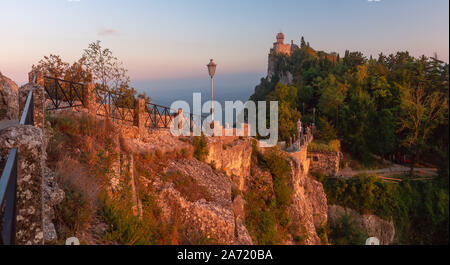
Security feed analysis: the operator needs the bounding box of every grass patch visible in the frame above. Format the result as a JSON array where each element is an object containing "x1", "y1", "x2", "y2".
[{"x1": 308, "y1": 139, "x2": 340, "y2": 153}]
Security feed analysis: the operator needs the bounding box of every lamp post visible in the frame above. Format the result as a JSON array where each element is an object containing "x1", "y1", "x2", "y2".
[{"x1": 207, "y1": 59, "x2": 217, "y2": 122}]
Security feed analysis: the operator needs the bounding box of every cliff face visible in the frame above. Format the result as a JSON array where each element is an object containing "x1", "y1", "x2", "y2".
[
  {"x1": 267, "y1": 55, "x2": 293, "y2": 85},
  {"x1": 204, "y1": 138, "x2": 328, "y2": 244},
  {"x1": 41, "y1": 110, "x2": 328, "y2": 245},
  {"x1": 0, "y1": 71, "x2": 19, "y2": 120},
  {"x1": 150, "y1": 158, "x2": 253, "y2": 244},
  {"x1": 288, "y1": 155, "x2": 328, "y2": 244},
  {"x1": 328, "y1": 205, "x2": 395, "y2": 245},
  {"x1": 205, "y1": 138, "x2": 252, "y2": 191}
]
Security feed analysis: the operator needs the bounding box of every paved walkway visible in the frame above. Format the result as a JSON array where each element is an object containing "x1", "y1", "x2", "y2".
[{"x1": 0, "y1": 119, "x2": 19, "y2": 131}]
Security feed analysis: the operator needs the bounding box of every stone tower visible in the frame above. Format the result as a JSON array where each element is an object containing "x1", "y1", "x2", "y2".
[
  {"x1": 271, "y1": 32, "x2": 291, "y2": 56},
  {"x1": 267, "y1": 33, "x2": 298, "y2": 83}
]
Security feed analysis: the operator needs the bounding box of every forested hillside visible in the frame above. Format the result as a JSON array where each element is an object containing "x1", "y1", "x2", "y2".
[
  {"x1": 250, "y1": 40, "x2": 449, "y2": 244},
  {"x1": 251, "y1": 40, "x2": 448, "y2": 177}
]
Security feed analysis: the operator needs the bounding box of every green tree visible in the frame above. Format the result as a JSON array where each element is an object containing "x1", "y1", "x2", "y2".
[
  {"x1": 317, "y1": 116, "x2": 337, "y2": 142},
  {"x1": 398, "y1": 85, "x2": 448, "y2": 175},
  {"x1": 267, "y1": 83, "x2": 301, "y2": 142}
]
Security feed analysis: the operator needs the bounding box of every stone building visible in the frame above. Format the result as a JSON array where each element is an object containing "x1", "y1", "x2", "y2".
[
  {"x1": 270, "y1": 32, "x2": 292, "y2": 56},
  {"x1": 267, "y1": 32, "x2": 299, "y2": 83},
  {"x1": 307, "y1": 151, "x2": 341, "y2": 177}
]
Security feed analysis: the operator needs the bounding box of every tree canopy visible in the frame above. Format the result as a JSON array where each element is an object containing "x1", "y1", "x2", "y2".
[{"x1": 250, "y1": 40, "x2": 449, "y2": 170}]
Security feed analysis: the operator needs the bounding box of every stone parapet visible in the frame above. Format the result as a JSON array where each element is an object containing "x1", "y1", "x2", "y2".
[{"x1": 0, "y1": 125, "x2": 44, "y2": 245}]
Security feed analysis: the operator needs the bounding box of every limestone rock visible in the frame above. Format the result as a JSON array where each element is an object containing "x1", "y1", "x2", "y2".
[
  {"x1": 0, "y1": 71, "x2": 19, "y2": 120},
  {"x1": 328, "y1": 205, "x2": 395, "y2": 245},
  {"x1": 0, "y1": 125, "x2": 44, "y2": 244},
  {"x1": 205, "y1": 138, "x2": 252, "y2": 191},
  {"x1": 42, "y1": 166, "x2": 65, "y2": 244},
  {"x1": 288, "y1": 158, "x2": 328, "y2": 244},
  {"x1": 152, "y1": 159, "x2": 239, "y2": 244},
  {"x1": 232, "y1": 195, "x2": 252, "y2": 245}
]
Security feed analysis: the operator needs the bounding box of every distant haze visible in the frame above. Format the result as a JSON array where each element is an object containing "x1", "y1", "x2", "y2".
[{"x1": 132, "y1": 72, "x2": 264, "y2": 112}]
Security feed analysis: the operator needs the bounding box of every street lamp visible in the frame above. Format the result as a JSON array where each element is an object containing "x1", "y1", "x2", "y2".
[{"x1": 207, "y1": 59, "x2": 217, "y2": 122}]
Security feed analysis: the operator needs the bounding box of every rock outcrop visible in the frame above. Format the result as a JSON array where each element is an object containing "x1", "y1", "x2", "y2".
[
  {"x1": 205, "y1": 138, "x2": 252, "y2": 191},
  {"x1": 288, "y1": 157, "x2": 328, "y2": 244},
  {"x1": 0, "y1": 71, "x2": 19, "y2": 120},
  {"x1": 148, "y1": 158, "x2": 252, "y2": 244},
  {"x1": 328, "y1": 205, "x2": 395, "y2": 245}
]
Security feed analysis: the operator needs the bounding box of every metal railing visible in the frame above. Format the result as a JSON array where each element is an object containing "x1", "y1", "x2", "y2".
[
  {"x1": 0, "y1": 148, "x2": 18, "y2": 245},
  {"x1": 43, "y1": 76, "x2": 207, "y2": 130},
  {"x1": 44, "y1": 76, "x2": 85, "y2": 111},
  {"x1": 96, "y1": 87, "x2": 135, "y2": 123},
  {"x1": 0, "y1": 81, "x2": 35, "y2": 245},
  {"x1": 144, "y1": 101, "x2": 207, "y2": 131},
  {"x1": 144, "y1": 101, "x2": 174, "y2": 128}
]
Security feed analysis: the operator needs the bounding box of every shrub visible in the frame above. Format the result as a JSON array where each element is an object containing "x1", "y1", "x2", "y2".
[
  {"x1": 54, "y1": 157, "x2": 99, "y2": 242},
  {"x1": 101, "y1": 194, "x2": 160, "y2": 245},
  {"x1": 329, "y1": 213, "x2": 368, "y2": 245},
  {"x1": 55, "y1": 181, "x2": 91, "y2": 241},
  {"x1": 261, "y1": 149, "x2": 293, "y2": 208},
  {"x1": 245, "y1": 147, "x2": 294, "y2": 244},
  {"x1": 193, "y1": 134, "x2": 208, "y2": 161}
]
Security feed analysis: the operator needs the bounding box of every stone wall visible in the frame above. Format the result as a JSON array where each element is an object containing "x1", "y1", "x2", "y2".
[
  {"x1": 0, "y1": 72, "x2": 62, "y2": 245},
  {"x1": 0, "y1": 125, "x2": 44, "y2": 244},
  {"x1": 307, "y1": 151, "x2": 340, "y2": 176}
]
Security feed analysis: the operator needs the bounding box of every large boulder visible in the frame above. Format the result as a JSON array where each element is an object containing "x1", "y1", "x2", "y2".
[{"x1": 0, "y1": 71, "x2": 19, "y2": 120}]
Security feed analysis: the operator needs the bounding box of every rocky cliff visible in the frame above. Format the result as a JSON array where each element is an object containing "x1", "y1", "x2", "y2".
[
  {"x1": 0, "y1": 71, "x2": 19, "y2": 120},
  {"x1": 34, "y1": 109, "x2": 329, "y2": 245},
  {"x1": 123, "y1": 129, "x2": 329, "y2": 244},
  {"x1": 288, "y1": 158, "x2": 328, "y2": 244},
  {"x1": 328, "y1": 205, "x2": 395, "y2": 245},
  {"x1": 202, "y1": 138, "x2": 328, "y2": 244}
]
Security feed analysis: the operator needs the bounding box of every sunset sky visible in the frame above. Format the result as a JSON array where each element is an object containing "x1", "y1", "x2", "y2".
[{"x1": 0, "y1": 0, "x2": 448, "y2": 86}]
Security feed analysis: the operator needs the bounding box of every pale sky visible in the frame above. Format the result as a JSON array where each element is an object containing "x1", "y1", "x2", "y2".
[{"x1": 0, "y1": 0, "x2": 448, "y2": 85}]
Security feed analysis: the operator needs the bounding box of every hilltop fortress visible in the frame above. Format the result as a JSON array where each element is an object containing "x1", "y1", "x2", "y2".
[
  {"x1": 267, "y1": 32, "x2": 300, "y2": 83},
  {"x1": 270, "y1": 32, "x2": 299, "y2": 57}
]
